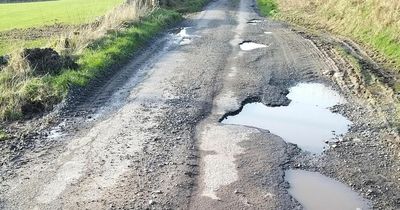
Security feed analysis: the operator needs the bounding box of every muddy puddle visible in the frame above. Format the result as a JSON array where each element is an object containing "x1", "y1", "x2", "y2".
[
  {"x1": 174, "y1": 27, "x2": 200, "y2": 46},
  {"x1": 286, "y1": 170, "x2": 371, "y2": 210},
  {"x1": 239, "y1": 41, "x2": 267, "y2": 51},
  {"x1": 222, "y1": 83, "x2": 351, "y2": 153}
]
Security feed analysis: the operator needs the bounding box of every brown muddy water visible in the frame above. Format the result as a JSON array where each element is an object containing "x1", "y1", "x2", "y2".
[
  {"x1": 286, "y1": 170, "x2": 371, "y2": 210},
  {"x1": 222, "y1": 83, "x2": 352, "y2": 153}
]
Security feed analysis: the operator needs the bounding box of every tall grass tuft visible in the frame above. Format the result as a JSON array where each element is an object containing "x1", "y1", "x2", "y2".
[{"x1": 56, "y1": 0, "x2": 156, "y2": 56}]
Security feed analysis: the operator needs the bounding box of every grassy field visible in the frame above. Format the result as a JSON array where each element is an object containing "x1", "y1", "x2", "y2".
[
  {"x1": 0, "y1": 38, "x2": 49, "y2": 55},
  {"x1": 0, "y1": 0, "x2": 125, "y2": 55},
  {"x1": 0, "y1": 0, "x2": 124, "y2": 31}
]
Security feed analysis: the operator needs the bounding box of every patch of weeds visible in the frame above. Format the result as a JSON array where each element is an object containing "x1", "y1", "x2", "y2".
[
  {"x1": 0, "y1": 130, "x2": 8, "y2": 141},
  {"x1": 256, "y1": 0, "x2": 278, "y2": 16},
  {"x1": 335, "y1": 46, "x2": 377, "y2": 85}
]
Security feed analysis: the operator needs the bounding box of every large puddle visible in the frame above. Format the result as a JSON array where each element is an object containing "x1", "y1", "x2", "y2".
[
  {"x1": 286, "y1": 170, "x2": 371, "y2": 210},
  {"x1": 222, "y1": 83, "x2": 352, "y2": 153}
]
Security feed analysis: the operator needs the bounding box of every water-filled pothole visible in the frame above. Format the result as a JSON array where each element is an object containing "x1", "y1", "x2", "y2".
[
  {"x1": 239, "y1": 41, "x2": 267, "y2": 51},
  {"x1": 247, "y1": 19, "x2": 264, "y2": 25},
  {"x1": 222, "y1": 83, "x2": 352, "y2": 153},
  {"x1": 286, "y1": 170, "x2": 371, "y2": 210},
  {"x1": 174, "y1": 27, "x2": 200, "y2": 46}
]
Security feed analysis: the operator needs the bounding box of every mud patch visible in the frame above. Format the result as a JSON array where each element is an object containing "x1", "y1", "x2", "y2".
[
  {"x1": 0, "y1": 55, "x2": 9, "y2": 68},
  {"x1": 23, "y1": 48, "x2": 78, "y2": 75},
  {"x1": 239, "y1": 41, "x2": 267, "y2": 51},
  {"x1": 222, "y1": 83, "x2": 352, "y2": 153},
  {"x1": 21, "y1": 101, "x2": 45, "y2": 115},
  {"x1": 285, "y1": 170, "x2": 371, "y2": 210},
  {"x1": 0, "y1": 24, "x2": 73, "y2": 40}
]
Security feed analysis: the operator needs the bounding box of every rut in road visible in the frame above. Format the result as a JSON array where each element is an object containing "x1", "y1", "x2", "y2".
[{"x1": 0, "y1": 0, "x2": 381, "y2": 209}]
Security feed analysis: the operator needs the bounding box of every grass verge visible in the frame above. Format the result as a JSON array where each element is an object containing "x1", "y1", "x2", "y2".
[
  {"x1": 256, "y1": 0, "x2": 278, "y2": 16},
  {"x1": 0, "y1": 9, "x2": 181, "y2": 121},
  {"x1": 0, "y1": 129, "x2": 8, "y2": 141},
  {"x1": 266, "y1": 0, "x2": 400, "y2": 72}
]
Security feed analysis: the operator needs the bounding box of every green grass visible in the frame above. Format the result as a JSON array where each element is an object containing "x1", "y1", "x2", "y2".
[
  {"x1": 0, "y1": 38, "x2": 49, "y2": 55},
  {"x1": 0, "y1": 129, "x2": 8, "y2": 141},
  {"x1": 0, "y1": 0, "x2": 124, "y2": 31},
  {"x1": 256, "y1": 0, "x2": 278, "y2": 16}
]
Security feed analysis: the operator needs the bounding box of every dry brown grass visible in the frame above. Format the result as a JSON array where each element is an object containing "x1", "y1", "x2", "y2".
[
  {"x1": 56, "y1": 0, "x2": 156, "y2": 56},
  {"x1": 276, "y1": 0, "x2": 400, "y2": 69},
  {"x1": 274, "y1": 0, "x2": 400, "y2": 127}
]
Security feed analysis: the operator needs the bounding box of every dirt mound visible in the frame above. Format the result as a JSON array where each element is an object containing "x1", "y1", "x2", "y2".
[
  {"x1": 0, "y1": 55, "x2": 8, "y2": 69},
  {"x1": 21, "y1": 100, "x2": 45, "y2": 116},
  {"x1": 22, "y1": 48, "x2": 78, "y2": 76}
]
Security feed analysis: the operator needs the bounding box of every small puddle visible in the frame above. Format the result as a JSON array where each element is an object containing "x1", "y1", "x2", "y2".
[
  {"x1": 174, "y1": 27, "x2": 200, "y2": 46},
  {"x1": 286, "y1": 170, "x2": 371, "y2": 210},
  {"x1": 222, "y1": 83, "x2": 352, "y2": 153},
  {"x1": 247, "y1": 19, "x2": 264, "y2": 25},
  {"x1": 239, "y1": 41, "x2": 267, "y2": 51}
]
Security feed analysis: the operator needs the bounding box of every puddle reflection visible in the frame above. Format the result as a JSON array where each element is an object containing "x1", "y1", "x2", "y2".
[
  {"x1": 222, "y1": 83, "x2": 351, "y2": 153},
  {"x1": 286, "y1": 170, "x2": 371, "y2": 210}
]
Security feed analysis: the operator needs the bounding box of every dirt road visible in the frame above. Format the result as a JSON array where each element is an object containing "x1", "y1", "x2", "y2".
[{"x1": 0, "y1": 0, "x2": 399, "y2": 209}]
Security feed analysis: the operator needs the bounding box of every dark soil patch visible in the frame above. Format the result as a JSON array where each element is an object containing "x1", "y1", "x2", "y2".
[
  {"x1": 21, "y1": 101, "x2": 45, "y2": 115},
  {"x1": 0, "y1": 24, "x2": 73, "y2": 40},
  {"x1": 0, "y1": 55, "x2": 9, "y2": 68},
  {"x1": 23, "y1": 48, "x2": 78, "y2": 75}
]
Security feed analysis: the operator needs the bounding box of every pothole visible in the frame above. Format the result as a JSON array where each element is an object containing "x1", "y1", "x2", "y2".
[
  {"x1": 239, "y1": 41, "x2": 267, "y2": 51},
  {"x1": 286, "y1": 170, "x2": 371, "y2": 210},
  {"x1": 222, "y1": 83, "x2": 352, "y2": 153},
  {"x1": 247, "y1": 19, "x2": 264, "y2": 25}
]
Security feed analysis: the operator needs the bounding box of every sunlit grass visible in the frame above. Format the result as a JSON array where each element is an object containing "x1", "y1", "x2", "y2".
[
  {"x1": 0, "y1": 0, "x2": 124, "y2": 31},
  {"x1": 271, "y1": 0, "x2": 400, "y2": 70}
]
